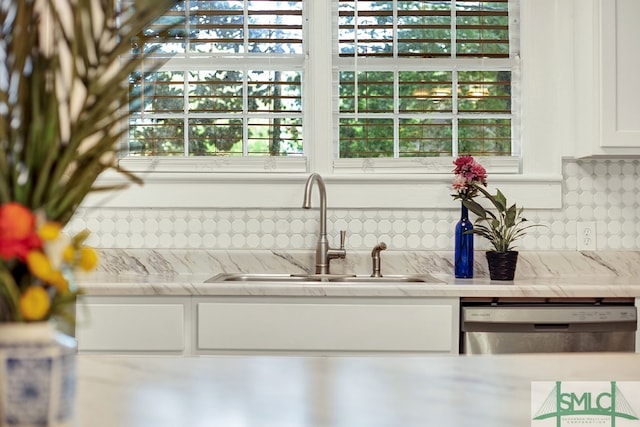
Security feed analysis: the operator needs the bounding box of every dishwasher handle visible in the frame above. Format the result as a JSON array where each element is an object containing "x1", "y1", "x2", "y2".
[{"x1": 534, "y1": 323, "x2": 570, "y2": 331}]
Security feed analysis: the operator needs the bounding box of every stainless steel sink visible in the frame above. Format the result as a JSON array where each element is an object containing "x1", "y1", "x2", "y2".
[
  {"x1": 205, "y1": 273, "x2": 352, "y2": 283},
  {"x1": 205, "y1": 273, "x2": 443, "y2": 284},
  {"x1": 334, "y1": 275, "x2": 435, "y2": 283}
]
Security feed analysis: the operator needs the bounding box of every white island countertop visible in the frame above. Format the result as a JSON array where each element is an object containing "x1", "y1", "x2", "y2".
[{"x1": 77, "y1": 353, "x2": 640, "y2": 427}]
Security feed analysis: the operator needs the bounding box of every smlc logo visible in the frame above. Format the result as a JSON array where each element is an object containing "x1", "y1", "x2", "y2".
[{"x1": 532, "y1": 381, "x2": 640, "y2": 427}]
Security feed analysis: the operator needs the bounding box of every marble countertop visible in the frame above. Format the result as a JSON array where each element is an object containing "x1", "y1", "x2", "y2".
[
  {"x1": 76, "y1": 353, "x2": 640, "y2": 427},
  {"x1": 78, "y1": 249, "x2": 640, "y2": 298}
]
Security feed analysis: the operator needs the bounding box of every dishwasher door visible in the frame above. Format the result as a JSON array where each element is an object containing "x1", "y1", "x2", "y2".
[{"x1": 461, "y1": 305, "x2": 637, "y2": 354}]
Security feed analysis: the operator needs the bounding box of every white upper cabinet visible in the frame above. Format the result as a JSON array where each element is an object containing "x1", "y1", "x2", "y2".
[
  {"x1": 574, "y1": 0, "x2": 640, "y2": 157},
  {"x1": 600, "y1": 0, "x2": 640, "y2": 149}
]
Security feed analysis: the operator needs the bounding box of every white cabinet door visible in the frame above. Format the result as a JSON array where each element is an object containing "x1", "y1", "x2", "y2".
[
  {"x1": 195, "y1": 297, "x2": 459, "y2": 354},
  {"x1": 76, "y1": 296, "x2": 189, "y2": 353},
  {"x1": 600, "y1": 0, "x2": 640, "y2": 150},
  {"x1": 573, "y1": 0, "x2": 640, "y2": 157}
]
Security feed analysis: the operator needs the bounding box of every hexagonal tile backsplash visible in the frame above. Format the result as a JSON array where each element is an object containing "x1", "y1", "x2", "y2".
[{"x1": 67, "y1": 159, "x2": 640, "y2": 251}]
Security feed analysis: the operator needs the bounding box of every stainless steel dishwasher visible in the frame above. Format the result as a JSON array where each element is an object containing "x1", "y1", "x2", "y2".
[{"x1": 460, "y1": 297, "x2": 637, "y2": 354}]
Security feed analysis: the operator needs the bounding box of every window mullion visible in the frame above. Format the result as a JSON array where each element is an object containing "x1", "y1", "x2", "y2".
[
  {"x1": 393, "y1": 1, "x2": 399, "y2": 158},
  {"x1": 451, "y1": 0, "x2": 457, "y2": 58},
  {"x1": 242, "y1": 68, "x2": 248, "y2": 157},
  {"x1": 393, "y1": 0, "x2": 398, "y2": 58},
  {"x1": 354, "y1": 1, "x2": 359, "y2": 115},
  {"x1": 183, "y1": 73, "x2": 189, "y2": 156},
  {"x1": 183, "y1": 0, "x2": 191, "y2": 156},
  {"x1": 452, "y1": 69, "x2": 459, "y2": 156},
  {"x1": 243, "y1": 0, "x2": 249, "y2": 54},
  {"x1": 394, "y1": 69, "x2": 399, "y2": 158}
]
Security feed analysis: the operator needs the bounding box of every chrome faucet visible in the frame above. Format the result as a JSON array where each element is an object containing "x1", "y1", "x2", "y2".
[{"x1": 302, "y1": 173, "x2": 346, "y2": 274}]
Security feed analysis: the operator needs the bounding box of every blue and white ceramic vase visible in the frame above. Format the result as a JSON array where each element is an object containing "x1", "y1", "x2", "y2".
[
  {"x1": 0, "y1": 322, "x2": 77, "y2": 427},
  {"x1": 454, "y1": 204, "x2": 474, "y2": 278}
]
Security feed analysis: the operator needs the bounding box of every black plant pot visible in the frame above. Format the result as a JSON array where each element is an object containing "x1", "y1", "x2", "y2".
[{"x1": 486, "y1": 251, "x2": 518, "y2": 281}]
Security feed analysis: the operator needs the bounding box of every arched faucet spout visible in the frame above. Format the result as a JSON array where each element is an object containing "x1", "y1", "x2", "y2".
[
  {"x1": 301, "y1": 173, "x2": 346, "y2": 274},
  {"x1": 302, "y1": 173, "x2": 327, "y2": 237}
]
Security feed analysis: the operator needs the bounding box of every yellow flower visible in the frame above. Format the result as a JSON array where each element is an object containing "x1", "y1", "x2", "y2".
[
  {"x1": 78, "y1": 246, "x2": 98, "y2": 271},
  {"x1": 20, "y1": 286, "x2": 51, "y2": 321},
  {"x1": 25, "y1": 251, "x2": 68, "y2": 292},
  {"x1": 41, "y1": 226, "x2": 70, "y2": 270},
  {"x1": 38, "y1": 221, "x2": 61, "y2": 241},
  {"x1": 47, "y1": 269, "x2": 69, "y2": 293},
  {"x1": 27, "y1": 251, "x2": 53, "y2": 282},
  {"x1": 62, "y1": 245, "x2": 75, "y2": 264}
]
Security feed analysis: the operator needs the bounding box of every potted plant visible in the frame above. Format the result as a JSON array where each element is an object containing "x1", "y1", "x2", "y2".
[
  {"x1": 462, "y1": 185, "x2": 540, "y2": 280},
  {"x1": 0, "y1": 1, "x2": 178, "y2": 426}
]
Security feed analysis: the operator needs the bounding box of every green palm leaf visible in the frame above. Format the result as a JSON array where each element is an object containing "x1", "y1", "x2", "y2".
[{"x1": 0, "y1": 0, "x2": 180, "y2": 224}]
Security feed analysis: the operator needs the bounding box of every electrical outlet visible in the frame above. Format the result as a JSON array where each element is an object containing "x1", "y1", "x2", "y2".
[{"x1": 577, "y1": 221, "x2": 597, "y2": 251}]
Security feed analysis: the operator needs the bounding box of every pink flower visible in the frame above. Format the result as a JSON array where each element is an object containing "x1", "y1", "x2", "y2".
[
  {"x1": 451, "y1": 155, "x2": 487, "y2": 200},
  {"x1": 452, "y1": 174, "x2": 468, "y2": 191}
]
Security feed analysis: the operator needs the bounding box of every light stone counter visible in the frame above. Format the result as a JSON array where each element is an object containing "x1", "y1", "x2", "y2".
[
  {"x1": 76, "y1": 353, "x2": 640, "y2": 427},
  {"x1": 78, "y1": 249, "x2": 640, "y2": 298}
]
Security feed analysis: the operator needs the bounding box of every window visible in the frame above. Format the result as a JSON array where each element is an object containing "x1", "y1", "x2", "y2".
[
  {"x1": 334, "y1": 0, "x2": 519, "y2": 169},
  {"x1": 129, "y1": 0, "x2": 304, "y2": 158},
  {"x1": 125, "y1": 0, "x2": 519, "y2": 173}
]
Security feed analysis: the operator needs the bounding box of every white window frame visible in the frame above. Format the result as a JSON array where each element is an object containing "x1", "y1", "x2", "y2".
[
  {"x1": 331, "y1": 0, "x2": 521, "y2": 174},
  {"x1": 87, "y1": 0, "x2": 565, "y2": 211}
]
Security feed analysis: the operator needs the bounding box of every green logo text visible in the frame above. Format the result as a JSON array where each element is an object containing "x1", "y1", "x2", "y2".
[{"x1": 533, "y1": 381, "x2": 639, "y2": 427}]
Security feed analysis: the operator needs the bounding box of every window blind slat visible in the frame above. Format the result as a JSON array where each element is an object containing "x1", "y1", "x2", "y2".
[{"x1": 339, "y1": 0, "x2": 509, "y2": 59}]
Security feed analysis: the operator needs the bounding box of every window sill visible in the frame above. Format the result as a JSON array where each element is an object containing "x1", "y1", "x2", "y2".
[
  {"x1": 333, "y1": 156, "x2": 520, "y2": 174},
  {"x1": 119, "y1": 156, "x2": 308, "y2": 173},
  {"x1": 83, "y1": 169, "x2": 562, "y2": 210}
]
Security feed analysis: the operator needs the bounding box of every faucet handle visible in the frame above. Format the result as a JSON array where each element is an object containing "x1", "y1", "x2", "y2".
[
  {"x1": 327, "y1": 230, "x2": 347, "y2": 264},
  {"x1": 338, "y1": 230, "x2": 346, "y2": 249}
]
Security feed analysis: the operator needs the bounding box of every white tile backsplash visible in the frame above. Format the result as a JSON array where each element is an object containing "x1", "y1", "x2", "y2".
[{"x1": 67, "y1": 159, "x2": 640, "y2": 251}]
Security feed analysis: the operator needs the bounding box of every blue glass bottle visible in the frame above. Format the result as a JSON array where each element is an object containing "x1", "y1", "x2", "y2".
[{"x1": 454, "y1": 204, "x2": 474, "y2": 278}]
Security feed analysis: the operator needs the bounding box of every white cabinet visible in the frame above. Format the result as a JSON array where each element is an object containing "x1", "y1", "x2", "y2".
[
  {"x1": 195, "y1": 297, "x2": 460, "y2": 354},
  {"x1": 76, "y1": 296, "x2": 190, "y2": 354},
  {"x1": 575, "y1": 0, "x2": 640, "y2": 157},
  {"x1": 599, "y1": 0, "x2": 640, "y2": 151},
  {"x1": 76, "y1": 295, "x2": 459, "y2": 355}
]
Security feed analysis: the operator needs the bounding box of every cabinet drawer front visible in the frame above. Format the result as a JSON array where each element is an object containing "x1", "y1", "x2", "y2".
[
  {"x1": 77, "y1": 304, "x2": 184, "y2": 352},
  {"x1": 197, "y1": 302, "x2": 455, "y2": 352}
]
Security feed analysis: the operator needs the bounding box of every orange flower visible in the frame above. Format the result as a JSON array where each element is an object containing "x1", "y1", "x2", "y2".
[{"x1": 0, "y1": 202, "x2": 41, "y2": 260}]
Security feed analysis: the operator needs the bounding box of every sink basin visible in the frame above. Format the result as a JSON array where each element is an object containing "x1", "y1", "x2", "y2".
[
  {"x1": 205, "y1": 273, "x2": 354, "y2": 283},
  {"x1": 206, "y1": 273, "x2": 443, "y2": 284},
  {"x1": 334, "y1": 275, "x2": 433, "y2": 283}
]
